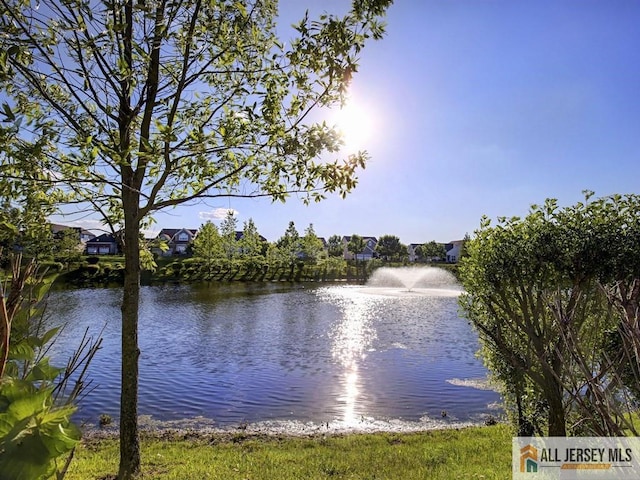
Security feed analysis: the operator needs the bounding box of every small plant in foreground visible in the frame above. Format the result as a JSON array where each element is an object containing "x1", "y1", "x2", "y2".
[
  {"x1": 99, "y1": 414, "x2": 113, "y2": 427},
  {"x1": 0, "y1": 254, "x2": 101, "y2": 480}
]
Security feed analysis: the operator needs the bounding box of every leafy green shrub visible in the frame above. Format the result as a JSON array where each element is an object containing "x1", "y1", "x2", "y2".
[
  {"x1": 39, "y1": 260, "x2": 65, "y2": 272},
  {"x1": 86, "y1": 256, "x2": 100, "y2": 265},
  {"x1": 0, "y1": 255, "x2": 101, "y2": 479},
  {"x1": 83, "y1": 264, "x2": 100, "y2": 275}
]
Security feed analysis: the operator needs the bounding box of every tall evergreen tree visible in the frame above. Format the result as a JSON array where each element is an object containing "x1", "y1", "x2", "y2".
[
  {"x1": 301, "y1": 223, "x2": 323, "y2": 263},
  {"x1": 219, "y1": 211, "x2": 238, "y2": 265},
  {"x1": 240, "y1": 218, "x2": 264, "y2": 267},
  {"x1": 192, "y1": 221, "x2": 223, "y2": 271},
  {"x1": 327, "y1": 234, "x2": 345, "y2": 258},
  {"x1": 277, "y1": 221, "x2": 301, "y2": 271}
]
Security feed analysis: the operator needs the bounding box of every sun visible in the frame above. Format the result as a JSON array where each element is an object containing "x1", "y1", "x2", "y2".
[{"x1": 333, "y1": 99, "x2": 376, "y2": 152}]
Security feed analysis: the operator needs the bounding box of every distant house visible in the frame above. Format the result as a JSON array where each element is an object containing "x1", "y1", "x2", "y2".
[
  {"x1": 233, "y1": 231, "x2": 268, "y2": 256},
  {"x1": 233, "y1": 231, "x2": 267, "y2": 242},
  {"x1": 445, "y1": 240, "x2": 465, "y2": 263},
  {"x1": 234, "y1": 230, "x2": 267, "y2": 244},
  {"x1": 408, "y1": 243, "x2": 422, "y2": 263},
  {"x1": 80, "y1": 229, "x2": 95, "y2": 243},
  {"x1": 85, "y1": 233, "x2": 119, "y2": 255},
  {"x1": 156, "y1": 228, "x2": 198, "y2": 255},
  {"x1": 50, "y1": 223, "x2": 96, "y2": 244},
  {"x1": 341, "y1": 236, "x2": 378, "y2": 261}
]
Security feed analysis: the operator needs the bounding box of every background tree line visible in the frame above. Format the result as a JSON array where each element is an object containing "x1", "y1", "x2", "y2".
[{"x1": 179, "y1": 216, "x2": 459, "y2": 281}]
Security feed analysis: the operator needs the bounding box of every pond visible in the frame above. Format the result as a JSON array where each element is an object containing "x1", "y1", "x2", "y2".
[{"x1": 46, "y1": 268, "x2": 501, "y2": 433}]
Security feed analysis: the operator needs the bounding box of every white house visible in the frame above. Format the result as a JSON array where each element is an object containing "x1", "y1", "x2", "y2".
[
  {"x1": 156, "y1": 228, "x2": 198, "y2": 255},
  {"x1": 342, "y1": 235, "x2": 378, "y2": 261},
  {"x1": 445, "y1": 240, "x2": 465, "y2": 263},
  {"x1": 408, "y1": 243, "x2": 422, "y2": 262}
]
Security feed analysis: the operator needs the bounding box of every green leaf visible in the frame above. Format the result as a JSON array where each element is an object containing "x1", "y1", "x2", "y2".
[
  {"x1": 40, "y1": 327, "x2": 60, "y2": 347},
  {"x1": 2, "y1": 102, "x2": 13, "y2": 118},
  {"x1": 25, "y1": 358, "x2": 62, "y2": 382},
  {"x1": 0, "y1": 428, "x2": 57, "y2": 480},
  {"x1": 8, "y1": 342, "x2": 35, "y2": 362},
  {"x1": 6, "y1": 389, "x2": 49, "y2": 421}
]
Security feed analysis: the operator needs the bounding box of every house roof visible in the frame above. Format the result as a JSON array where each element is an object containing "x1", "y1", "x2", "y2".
[
  {"x1": 86, "y1": 233, "x2": 117, "y2": 244},
  {"x1": 50, "y1": 223, "x2": 75, "y2": 234},
  {"x1": 49, "y1": 223, "x2": 96, "y2": 240},
  {"x1": 234, "y1": 231, "x2": 267, "y2": 242},
  {"x1": 158, "y1": 228, "x2": 197, "y2": 237},
  {"x1": 157, "y1": 228, "x2": 198, "y2": 242},
  {"x1": 341, "y1": 235, "x2": 377, "y2": 242}
]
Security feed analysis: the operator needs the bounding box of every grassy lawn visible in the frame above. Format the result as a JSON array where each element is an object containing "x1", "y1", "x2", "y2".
[{"x1": 65, "y1": 425, "x2": 512, "y2": 479}]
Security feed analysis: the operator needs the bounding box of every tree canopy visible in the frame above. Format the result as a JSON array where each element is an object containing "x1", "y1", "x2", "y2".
[
  {"x1": 347, "y1": 234, "x2": 366, "y2": 261},
  {"x1": 327, "y1": 234, "x2": 344, "y2": 258},
  {"x1": 301, "y1": 223, "x2": 324, "y2": 263},
  {"x1": 375, "y1": 234, "x2": 406, "y2": 261},
  {"x1": 459, "y1": 193, "x2": 640, "y2": 437},
  {"x1": 276, "y1": 220, "x2": 301, "y2": 268},
  {"x1": 0, "y1": 0, "x2": 393, "y2": 476},
  {"x1": 416, "y1": 240, "x2": 446, "y2": 261}
]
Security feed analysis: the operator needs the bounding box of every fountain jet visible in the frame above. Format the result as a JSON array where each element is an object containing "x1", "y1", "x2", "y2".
[{"x1": 366, "y1": 266, "x2": 459, "y2": 293}]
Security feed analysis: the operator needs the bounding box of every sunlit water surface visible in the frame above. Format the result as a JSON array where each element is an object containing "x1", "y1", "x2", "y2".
[{"x1": 46, "y1": 281, "x2": 501, "y2": 433}]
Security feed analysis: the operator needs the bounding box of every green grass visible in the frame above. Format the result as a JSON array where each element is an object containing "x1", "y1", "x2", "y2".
[{"x1": 65, "y1": 425, "x2": 512, "y2": 479}]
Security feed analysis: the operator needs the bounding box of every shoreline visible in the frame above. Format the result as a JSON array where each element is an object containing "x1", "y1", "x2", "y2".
[{"x1": 81, "y1": 414, "x2": 498, "y2": 441}]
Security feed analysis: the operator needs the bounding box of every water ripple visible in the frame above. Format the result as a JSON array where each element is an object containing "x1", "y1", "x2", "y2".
[{"x1": 45, "y1": 283, "x2": 501, "y2": 428}]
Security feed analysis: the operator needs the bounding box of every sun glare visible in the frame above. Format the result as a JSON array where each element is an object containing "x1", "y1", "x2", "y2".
[{"x1": 333, "y1": 99, "x2": 376, "y2": 152}]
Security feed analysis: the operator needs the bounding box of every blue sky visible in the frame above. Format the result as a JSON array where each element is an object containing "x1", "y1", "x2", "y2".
[{"x1": 56, "y1": 1, "x2": 640, "y2": 244}]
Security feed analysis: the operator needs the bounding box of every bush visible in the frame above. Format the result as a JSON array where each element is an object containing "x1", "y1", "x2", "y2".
[
  {"x1": 0, "y1": 255, "x2": 101, "y2": 479},
  {"x1": 84, "y1": 264, "x2": 100, "y2": 274},
  {"x1": 39, "y1": 260, "x2": 64, "y2": 272}
]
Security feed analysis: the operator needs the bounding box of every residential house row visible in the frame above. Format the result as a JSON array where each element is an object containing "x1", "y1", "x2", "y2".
[
  {"x1": 49, "y1": 223, "x2": 465, "y2": 263},
  {"x1": 51, "y1": 223, "x2": 96, "y2": 244},
  {"x1": 86, "y1": 230, "x2": 462, "y2": 263}
]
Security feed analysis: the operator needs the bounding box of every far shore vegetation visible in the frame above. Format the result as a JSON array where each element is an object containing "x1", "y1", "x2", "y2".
[
  {"x1": 3, "y1": 219, "x2": 461, "y2": 287},
  {"x1": 43, "y1": 254, "x2": 460, "y2": 288}
]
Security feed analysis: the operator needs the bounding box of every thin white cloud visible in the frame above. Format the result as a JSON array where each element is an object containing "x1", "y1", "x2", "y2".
[
  {"x1": 48, "y1": 217, "x2": 106, "y2": 233},
  {"x1": 199, "y1": 208, "x2": 239, "y2": 221},
  {"x1": 142, "y1": 228, "x2": 161, "y2": 239}
]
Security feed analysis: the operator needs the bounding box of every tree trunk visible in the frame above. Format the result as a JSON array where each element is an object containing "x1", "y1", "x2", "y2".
[
  {"x1": 117, "y1": 1, "x2": 141, "y2": 474},
  {"x1": 514, "y1": 380, "x2": 535, "y2": 436},
  {"x1": 545, "y1": 378, "x2": 566, "y2": 436},
  {"x1": 547, "y1": 398, "x2": 566, "y2": 436},
  {"x1": 118, "y1": 191, "x2": 142, "y2": 479}
]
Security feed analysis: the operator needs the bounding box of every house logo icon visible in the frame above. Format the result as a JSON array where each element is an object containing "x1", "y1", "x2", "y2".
[{"x1": 520, "y1": 445, "x2": 538, "y2": 473}]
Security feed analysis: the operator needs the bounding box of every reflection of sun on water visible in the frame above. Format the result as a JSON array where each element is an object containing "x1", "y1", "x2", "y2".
[
  {"x1": 329, "y1": 290, "x2": 379, "y2": 426},
  {"x1": 342, "y1": 366, "x2": 359, "y2": 425}
]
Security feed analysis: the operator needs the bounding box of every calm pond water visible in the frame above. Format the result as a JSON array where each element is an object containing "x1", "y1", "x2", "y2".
[{"x1": 46, "y1": 273, "x2": 501, "y2": 432}]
